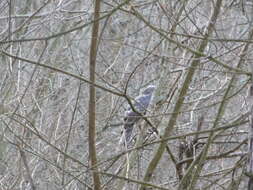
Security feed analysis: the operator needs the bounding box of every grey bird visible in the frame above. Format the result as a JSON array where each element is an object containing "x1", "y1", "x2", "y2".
[{"x1": 121, "y1": 85, "x2": 155, "y2": 146}]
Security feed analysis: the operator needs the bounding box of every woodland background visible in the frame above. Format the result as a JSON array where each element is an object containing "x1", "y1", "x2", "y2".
[{"x1": 0, "y1": 0, "x2": 253, "y2": 189}]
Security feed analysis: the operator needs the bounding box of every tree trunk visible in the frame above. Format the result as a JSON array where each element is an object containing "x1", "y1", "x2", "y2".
[{"x1": 88, "y1": 0, "x2": 101, "y2": 189}]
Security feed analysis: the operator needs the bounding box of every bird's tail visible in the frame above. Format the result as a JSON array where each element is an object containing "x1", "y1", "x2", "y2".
[{"x1": 119, "y1": 124, "x2": 134, "y2": 147}]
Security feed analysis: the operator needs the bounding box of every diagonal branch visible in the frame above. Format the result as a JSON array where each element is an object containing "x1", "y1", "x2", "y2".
[{"x1": 137, "y1": 0, "x2": 223, "y2": 188}]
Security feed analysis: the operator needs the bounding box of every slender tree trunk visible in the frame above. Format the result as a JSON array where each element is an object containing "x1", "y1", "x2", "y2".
[
  {"x1": 248, "y1": 61, "x2": 253, "y2": 190},
  {"x1": 88, "y1": 0, "x2": 101, "y2": 189},
  {"x1": 248, "y1": 95, "x2": 253, "y2": 190}
]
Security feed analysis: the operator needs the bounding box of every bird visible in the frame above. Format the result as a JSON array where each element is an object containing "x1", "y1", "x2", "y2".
[{"x1": 120, "y1": 85, "x2": 155, "y2": 146}]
